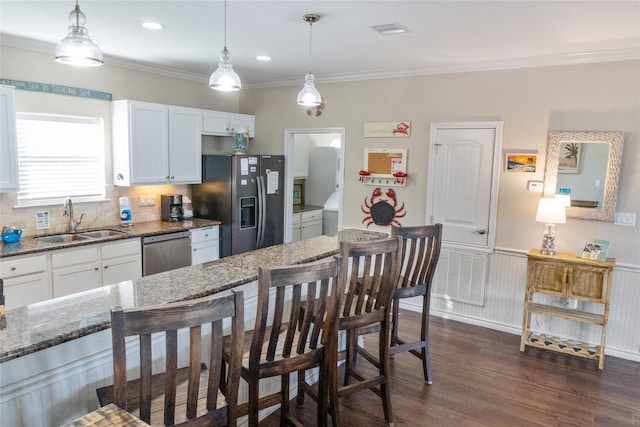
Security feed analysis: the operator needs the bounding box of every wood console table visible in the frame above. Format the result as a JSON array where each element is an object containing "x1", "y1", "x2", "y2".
[{"x1": 520, "y1": 249, "x2": 615, "y2": 369}]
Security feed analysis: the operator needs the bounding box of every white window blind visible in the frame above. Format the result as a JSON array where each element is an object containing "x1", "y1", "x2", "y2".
[{"x1": 16, "y1": 113, "x2": 105, "y2": 204}]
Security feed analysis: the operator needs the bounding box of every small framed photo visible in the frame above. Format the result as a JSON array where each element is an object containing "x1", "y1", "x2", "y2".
[
  {"x1": 558, "y1": 142, "x2": 581, "y2": 173},
  {"x1": 577, "y1": 239, "x2": 611, "y2": 262},
  {"x1": 505, "y1": 153, "x2": 537, "y2": 172}
]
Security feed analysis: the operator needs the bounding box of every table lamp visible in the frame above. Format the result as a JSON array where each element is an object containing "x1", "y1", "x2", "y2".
[{"x1": 536, "y1": 197, "x2": 566, "y2": 256}]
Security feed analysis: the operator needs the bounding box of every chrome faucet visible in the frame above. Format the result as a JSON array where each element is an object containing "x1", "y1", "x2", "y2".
[{"x1": 63, "y1": 197, "x2": 85, "y2": 233}]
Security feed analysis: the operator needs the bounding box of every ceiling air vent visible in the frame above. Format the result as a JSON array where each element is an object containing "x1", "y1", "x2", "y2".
[{"x1": 369, "y1": 23, "x2": 410, "y2": 35}]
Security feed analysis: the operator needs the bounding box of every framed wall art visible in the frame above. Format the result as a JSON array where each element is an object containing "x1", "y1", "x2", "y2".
[{"x1": 505, "y1": 152, "x2": 537, "y2": 172}]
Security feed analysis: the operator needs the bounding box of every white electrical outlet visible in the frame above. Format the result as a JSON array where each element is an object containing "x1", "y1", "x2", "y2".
[
  {"x1": 614, "y1": 212, "x2": 637, "y2": 227},
  {"x1": 140, "y1": 195, "x2": 156, "y2": 207}
]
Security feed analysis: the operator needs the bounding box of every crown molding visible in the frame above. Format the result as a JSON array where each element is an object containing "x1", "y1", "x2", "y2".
[{"x1": 3, "y1": 34, "x2": 638, "y2": 90}]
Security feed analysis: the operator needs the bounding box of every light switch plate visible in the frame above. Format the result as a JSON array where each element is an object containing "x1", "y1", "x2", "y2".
[
  {"x1": 614, "y1": 212, "x2": 636, "y2": 227},
  {"x1": 140, "y1": 195, "x2": 155, "y2": 207}
]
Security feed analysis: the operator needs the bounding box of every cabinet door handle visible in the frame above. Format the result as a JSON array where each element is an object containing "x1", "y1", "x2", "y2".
[
  {"x1": 10, "y1": 266, "x2": 16, "y2": 271},
  {"x1": 104, "y1": 265, "x2": 109, "y2": 269},
  {"x1": 94, "y1": 267, "x2": 99, "y2": 271}
]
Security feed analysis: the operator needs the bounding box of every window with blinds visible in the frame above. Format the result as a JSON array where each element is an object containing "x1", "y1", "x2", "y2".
[{"x1": 16, "y1": 113, "x2": 105, "y2": 205}]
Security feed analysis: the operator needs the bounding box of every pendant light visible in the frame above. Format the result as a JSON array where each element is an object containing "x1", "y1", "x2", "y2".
[
  {"x1": 55, "y1": 0, "x2": 103, "y2": 67},
  {"x1": 296, "y1": 14, "x2": 322, "y2": 106},
  {"x1": 209, "y1": 0, "x2": 241, "y2": 91}
]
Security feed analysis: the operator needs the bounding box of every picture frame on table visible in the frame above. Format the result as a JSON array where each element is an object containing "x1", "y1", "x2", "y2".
[{"x1": 577, "y1": 239, "x2": 611, "y2": 262}]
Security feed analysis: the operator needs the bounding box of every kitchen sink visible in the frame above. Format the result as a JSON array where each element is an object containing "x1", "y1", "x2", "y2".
[
  {"x1": 79, "y1": 229, "x2": 128, "y2": 239},
  {"x1": 35, "y1": 229, "x2": 128, "y2": 244},
  {"x1": 36, "y1": 233, "x2": 92, "y2": 244}
]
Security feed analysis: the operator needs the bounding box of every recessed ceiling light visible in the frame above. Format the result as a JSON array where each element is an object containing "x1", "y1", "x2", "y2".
[
  {"x1": 370, "y1": 23, "x2": 409, "y2": 35},
  {"x1": 256, "y1": 55, "x2": 272, "y2": 61},
  {"x1": 141, "y1": 22, "x2": 164, "y2": 30}
]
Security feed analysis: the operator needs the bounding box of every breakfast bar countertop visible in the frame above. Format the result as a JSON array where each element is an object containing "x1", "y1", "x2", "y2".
[
  {"x1": 0, "y1": 218, "x2": 221, "y2": 258},
  {"x1": 0, "y1": 229, "x2": 387, "y2": 363}
]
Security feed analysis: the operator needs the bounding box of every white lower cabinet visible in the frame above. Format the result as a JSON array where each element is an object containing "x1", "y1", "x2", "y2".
[
  {"x1": 292, "y1": 209, "x2": 323, "y2": 242},
  {"x1": 52, "y1": 239, "x2": 142, "y2": 299},
  {"x1": 52, "y1": 246, "x2": 101, "y2": 298},
  {"x1": 101, "y1": 239, "x2": 142, "y2": 285},
  {"x1": 191, "y1": 226, "x2": 219, "y2": 265},
  {"x1": 0, "y1": 253, "x2": 50, "y2": 309}
]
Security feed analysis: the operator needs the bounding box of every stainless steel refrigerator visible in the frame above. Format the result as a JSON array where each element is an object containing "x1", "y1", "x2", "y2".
[{"x1": 191, "y1": 155, "x2": 285, "y2": 257}]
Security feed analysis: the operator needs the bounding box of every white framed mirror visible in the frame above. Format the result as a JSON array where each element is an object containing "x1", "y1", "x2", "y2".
[{"x1": 544, "y1": 131, "x2": 624, "y2": 221}]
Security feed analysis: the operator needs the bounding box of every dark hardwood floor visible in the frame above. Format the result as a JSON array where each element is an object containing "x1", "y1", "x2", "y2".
[{"x1": 259, "y1": 310, "x2": 640, "y2": 426}]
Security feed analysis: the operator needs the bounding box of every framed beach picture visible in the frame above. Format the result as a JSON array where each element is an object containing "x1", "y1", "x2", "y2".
[
  {"x1": 505, "y1": 153, "x2": 537, "y2": 172},
  {"x1": 558, "y1": 142, "x2": 581, "y2": 173}
]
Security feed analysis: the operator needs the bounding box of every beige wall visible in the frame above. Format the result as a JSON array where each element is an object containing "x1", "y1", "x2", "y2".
[
  {"x1": 241, "y1": 61, "x2": 640, "y2": 265},
  {"x1": 1, "y1": 45, "x2": 638, "y2": 265}
]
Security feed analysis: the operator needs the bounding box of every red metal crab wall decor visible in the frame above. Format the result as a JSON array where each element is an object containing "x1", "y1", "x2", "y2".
[{"x1": 361, "y1": 187, "x2": 406, "y2": 228}]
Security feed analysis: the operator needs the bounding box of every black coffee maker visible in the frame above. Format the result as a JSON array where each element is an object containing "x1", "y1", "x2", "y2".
[{"x1": 161, "y1": 194, "x2": 184, "y2": 222}]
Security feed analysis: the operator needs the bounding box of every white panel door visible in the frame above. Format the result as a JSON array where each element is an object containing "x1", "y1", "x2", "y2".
[{"x1": 427, "y1": 122, "x2": 502, "y2": 251}]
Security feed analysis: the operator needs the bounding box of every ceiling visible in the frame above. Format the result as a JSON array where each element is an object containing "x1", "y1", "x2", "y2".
[{"x1": 2, "y1": 1, "x2": 639, "y2": 88}]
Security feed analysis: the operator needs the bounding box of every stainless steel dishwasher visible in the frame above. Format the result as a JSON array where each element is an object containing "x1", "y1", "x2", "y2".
[{"x1": 142, "y1": 231, "x2": 191, "y2": 276}]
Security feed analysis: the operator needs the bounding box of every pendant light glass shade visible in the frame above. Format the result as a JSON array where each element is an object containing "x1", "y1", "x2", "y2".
[
  {"x1": 297, "y1": 14, "x2": 321, "y2": 106},
  {"x1": 209, "y1": 0, "x2": 241, "y2": 91},
  {"x1": 296, "y1": 73, "x2": 322, "y2": 106},
  {"x1": 55, "y1": 1, "x2": 103, "y2": 67},
  {"x1": 209, "y1": 47, "x2": 241, "y2": 91}
]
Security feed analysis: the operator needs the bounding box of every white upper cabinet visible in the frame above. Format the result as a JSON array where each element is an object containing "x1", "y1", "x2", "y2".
[
  {"x1": 112, "y1": 100, "x2": 202, "y2": 186},
  {"x1": 229, "y1": 113, "x2": 255, "y2": 137},
  {"x1": 202, "y1": 110, "x2": 255, "y2": 137},
  {"x1": 168, "y1": 106, "x2": 203, "y2": 183},
  {"x1": 0, "y1": 85, "x2": 18, "y2": 192},
  {"x1": 202, "y1": 110, "x2": 230, "y2": 135},
  {"x1": 292, "y1": 134, "x2": 310, "y2": 179}
]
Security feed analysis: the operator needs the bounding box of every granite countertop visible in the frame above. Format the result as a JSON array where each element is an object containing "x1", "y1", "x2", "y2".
[
  {"x1": 0, "y1": 218, "x2": 221, "y2": 258},
  {"x1": 293, "y1": 205, "x2": 324, "y2": 214},
  {"x1": 0, "y1": 229, "x2": 387, "y2": 363}
]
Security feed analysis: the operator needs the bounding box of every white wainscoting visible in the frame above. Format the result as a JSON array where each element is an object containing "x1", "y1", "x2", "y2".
[{"x1": 400, "y1": 248, "x2": 640, "y2": 362}]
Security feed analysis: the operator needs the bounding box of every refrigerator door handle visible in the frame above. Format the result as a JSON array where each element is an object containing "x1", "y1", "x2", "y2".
[
  {"x1": 256, "y1": 176, "x2": 264, "y2": 247},
  {"x1": 260, "y1": 175, "x2": 267, "y2": 247}
]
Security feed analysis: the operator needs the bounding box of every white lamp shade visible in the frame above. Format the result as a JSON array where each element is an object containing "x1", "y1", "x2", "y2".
[
  {"x1": 55, "y1": 3, "x2": 103, "y2": 67},
  {"x1": 536, "y1": 197, "x2": 567, "y2": 224},
  {"x1": 209, "y1": 48, "x2": 241, "y2": 91},
  {"x1": 296, "y1": 73, "x2": 322, "y2": 106}
]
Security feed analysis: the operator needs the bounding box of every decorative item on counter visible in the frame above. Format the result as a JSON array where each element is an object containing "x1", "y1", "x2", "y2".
[
  {"x1": 358, "y1": 170, "x2": 370, "y2": 182},
  {"x1": 1, "y1": 226, "x2": 22, "y2": 244},
  {"x1": 182, "y1": 196, "x2": 194, "y2": 219},
  {"x1": 119, "y1": 196, "x2": 132, "y2": 228},
  {"x1": 361, "y1": 187, "x2": 406, "y2": 228}
]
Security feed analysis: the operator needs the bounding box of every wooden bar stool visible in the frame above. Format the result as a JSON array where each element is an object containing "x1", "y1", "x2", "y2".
[
  {"x1": 224, "y1": 258, "x2": 343, "y2": 426},
  {"x1": 96, "y1": 291, "x2": 244, "y2": 427},
  {"x1": 334, "y1": 236, "x2": 402, "y2": 427},
  {"x1": 389, "y1": 224, "x2": 442, "y2": 384}
]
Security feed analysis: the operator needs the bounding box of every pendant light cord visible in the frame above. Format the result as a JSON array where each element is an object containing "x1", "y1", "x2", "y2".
[
  {"x1": 307, "y1": 21, "x2": 313, "y2": 74},
  {"x1": 223, "y1": 0, "x2": 228, "y2": 49}
]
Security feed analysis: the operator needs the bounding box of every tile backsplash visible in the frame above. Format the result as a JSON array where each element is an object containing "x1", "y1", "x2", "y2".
[{"x1": 1, "y1": 184, "x2": 189, "y2": 237}]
